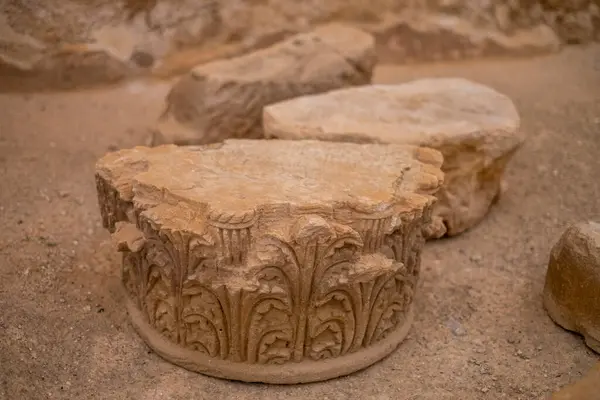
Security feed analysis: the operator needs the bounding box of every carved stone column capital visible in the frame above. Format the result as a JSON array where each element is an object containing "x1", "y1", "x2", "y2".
[{"x1": 95, "y1": 139, "x2": 443, "y2": 383}]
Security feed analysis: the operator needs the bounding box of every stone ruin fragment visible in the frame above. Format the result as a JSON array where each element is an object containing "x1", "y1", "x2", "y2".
[
  {"x1": 95, "y1": 139, "x2": 444, "y2": 383},
  {"x1": 263, "y1": 78, "x2": 524, "y2": 238},
  {"x1": 151, "y1": 24, "x2": 376, "y2": 146}
]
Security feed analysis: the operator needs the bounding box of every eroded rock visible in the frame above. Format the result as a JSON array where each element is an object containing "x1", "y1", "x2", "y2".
[
  {"x1": 263, "y1": 78, "x2": 523, "y2": 238},
  {"x1": 1, "y1": 0, "x2": 596, "y2": 91},
  {"x1": 551, "y1": 362, "x2": 600, "y2": 400},
  {"x1": 95, "y1": 139, "x2": 444, "y2": 383},
  {"x1": 151, "y1": 24, "x2": 376, "y2": 146},
  {"x1": 543, "y1": 221, "x2": 600, "y2": 353}
]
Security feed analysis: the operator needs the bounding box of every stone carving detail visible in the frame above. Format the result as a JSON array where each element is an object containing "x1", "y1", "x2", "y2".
[
  {"x1": 116, "y1": 210, "x2": 426, "y2": 364},
  {"x1": 95, "y1": 174, "x2": 132, "y2": 233},
  {"x1": 95, "y1": 139, "x2": 443, "y2": 383}
]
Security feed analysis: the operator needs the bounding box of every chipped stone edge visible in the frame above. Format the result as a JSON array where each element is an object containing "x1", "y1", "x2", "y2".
[{"x1": 95, "y1": 142, "x2": 444, "y2": 238}]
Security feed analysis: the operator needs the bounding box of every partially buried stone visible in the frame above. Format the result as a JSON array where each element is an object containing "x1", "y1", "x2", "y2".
[
  {"x1": 151, "y1": 23, "x2": 376, "y2": 146},
  {"x1": 551, "y1": 362, "x2": 600, "y2": 400},
  {"x1": 543, "y1": 221, "x2": 600, "y2": 353},
  {"x1": 263, "y1": 78, "x2": 524, "y2": 238},
  {"x1": 94, "y1": 139, "x2": 444, "y2": 384}
]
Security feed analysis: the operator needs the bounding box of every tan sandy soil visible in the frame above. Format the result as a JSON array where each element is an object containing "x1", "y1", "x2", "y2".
[{"x1": 1, "y1": 45, "x2": 599, "y2": 400}]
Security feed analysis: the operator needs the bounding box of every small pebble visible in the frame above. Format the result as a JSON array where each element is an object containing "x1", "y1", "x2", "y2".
[
  {"x1": 470, "y1": 254, "x2": 482, "y2": 262},
  {"x1": 130, "y1": 50, "x2": 155, "y2": 68},
  {"x1": 447, "y1": 317, "x2": 467, "y2": 336},
  {"x1": 507, "y1": 335, "x2": 520, "y2": 344}
]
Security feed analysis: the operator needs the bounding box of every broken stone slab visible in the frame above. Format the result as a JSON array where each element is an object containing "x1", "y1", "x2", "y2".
[
  {"x1": 543, "y1": 221, "x2": 600, "y2": 354},
  {"x1": 95, "y1": 139, "x2": 444, "y2": 383},
  {"x1": 151, "y1": 23, "x2": 376, "y2": 146},
  {"x1": 263, "y1": 78, "x2": 523, "y2": 238},
  {"x1": 550, "y1": 362, "x2": 600, "y2": 400}
]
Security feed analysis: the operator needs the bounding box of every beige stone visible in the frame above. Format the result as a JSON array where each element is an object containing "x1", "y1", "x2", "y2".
[
  {"x1": 263, "y1": 78, "x2": 523, "y2": 238},
  {"x1": 150, "y1": 24, "x2": 376, "y2": 146},
  {"x1": 2, "y1": 1, "x2": 592, "y2": 91},
  {"x1": 551, "y1": 362, "x2": 600, "y2": 400},
  {"x1": 543, "y1": 221, "x2": 600, "y2": 353},
  {"x1": 94, "y1": 139, "x2": 444, "y2": 383},
  {"x1": 372, "y1": 13, "x2": 561, "y2": 64}
]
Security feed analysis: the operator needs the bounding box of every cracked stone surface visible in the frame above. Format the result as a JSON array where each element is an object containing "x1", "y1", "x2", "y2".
[
  {"x1": 94, "y1": 139, "x2": 443, "y2": 383},
  {"x1": 150, "y1": 23, "x2": 376, "y2": 146},
  {"x1": 263, "y1": 78, "x2": 524, "y2": 238},
  {"x1": 544, "y1": 221, "x2": 600, "y2": 354}
]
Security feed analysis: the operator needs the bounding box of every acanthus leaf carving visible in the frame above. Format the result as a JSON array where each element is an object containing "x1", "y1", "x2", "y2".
[
  {"x1": 116, "y1": 209, "x2": 424, "y2": 367},
  {"x1": 96, "y1": 140, "x2": 441, "y2": 383}
]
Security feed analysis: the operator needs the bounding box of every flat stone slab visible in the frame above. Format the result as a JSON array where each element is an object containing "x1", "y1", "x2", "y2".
[
  {"x1": 95, "y1": 139, "x2": 443, "y2": 383},
  {"x1": 544, "y1": 221, "x2": 600, "y2": 354},
  {"x1": 263, "y1": 78, "x2": 524, "y2": 237},
  {"x1": 151, "y1": 23, "x2": 376, "y2": 146}
]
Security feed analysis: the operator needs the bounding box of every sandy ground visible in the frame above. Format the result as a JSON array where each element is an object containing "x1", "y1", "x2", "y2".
[{"x1": 1, "y1": 45, "x2": 599, "y2": 400}]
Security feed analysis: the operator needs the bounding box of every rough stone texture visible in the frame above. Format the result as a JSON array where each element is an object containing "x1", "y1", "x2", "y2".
[
  {"x1": 372, "y1": 12, "x2": 561, "y2": 64},
  {"x1": 1, "y1": 0, "x2": 598, "y2": 91},
  {"x1": 551, "y1": 362, "x2": 600, "y2": 400},
  {"x1": 543, "y1": 221, "x2": 600, "y2": 353},
  {"x1": 151, "y1": 24, "x2": 376, "y2": 146},
  {"x1": 427, "y1": 0, "x2": 600, "y2": 43},
  {"x1": 94, "y1": 139, "x2": 443, "y2": 383},
  {"x1": 263, "y1": 78, "x2": 523, "y2": 238}
]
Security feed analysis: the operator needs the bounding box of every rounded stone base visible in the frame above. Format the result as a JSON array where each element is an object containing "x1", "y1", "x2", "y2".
[{"x1": 126, "y1": 296, "x2": 415, "y2": 384}]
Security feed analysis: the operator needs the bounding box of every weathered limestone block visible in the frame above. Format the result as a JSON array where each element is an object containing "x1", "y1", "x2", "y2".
[
  {"x1": 543, "y1": 221, "x2": 600, "y2": 353},
  {"x1": 95, "y1": 139, "x2": 444, "y2": 383},
  {"x1": 151, "y1": 24, "x2": 376, "y2": 146},
  {"x1": 551, "y1": 362, "x2": 600, "y2": 400},
  {"x1": 263, "y1": 78, "x2": 523, "y2": 238}
]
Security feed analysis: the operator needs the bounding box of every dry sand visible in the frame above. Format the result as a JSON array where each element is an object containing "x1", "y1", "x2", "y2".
[{"x1": 1, "y1": 45, "x2": 599, "y2": 399}]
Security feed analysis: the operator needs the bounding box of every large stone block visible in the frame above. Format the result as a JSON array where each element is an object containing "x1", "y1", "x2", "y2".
[
  {"x1": 543, "y1": 221, "x2": 600, "y2": 353},
  {"x1": 95, "y1": 139, "x2": 444, "y2": 383},
  {"x1": 151, "y1": 24, "x2": 376, "y2": 146},
  {"x1": 263, "y1": 78, "x2": 524, "y2": 238}
]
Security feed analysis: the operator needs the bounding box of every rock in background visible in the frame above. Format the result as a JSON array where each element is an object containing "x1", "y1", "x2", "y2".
[
  {"x1": 550, "y1": 362, "x2": 600, "y2": 400},
  {"x1": 152, "y1": 24, "x2": 376, "y2": 145},
  {"x1": 0, "y1": 0, "x2": 598, "y2": 91},
  {"x1": 543, "y1": 221, "x2": 600, "y2": 354}
]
